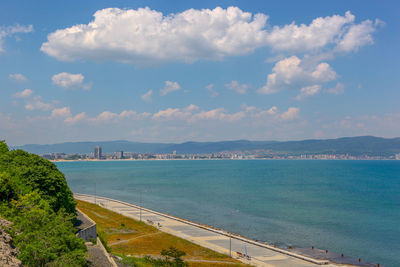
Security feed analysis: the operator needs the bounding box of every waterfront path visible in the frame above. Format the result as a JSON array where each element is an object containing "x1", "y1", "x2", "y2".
[{"x1": 74, "y1": 193, "x2": 338, "y2": 267}]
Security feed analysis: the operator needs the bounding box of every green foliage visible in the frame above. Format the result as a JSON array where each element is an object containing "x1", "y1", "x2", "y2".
[
  {"x1": 0, "y1": 172, "x2": 16, "y2": 202},
  {"x1": 0, "y1": 148, "x2": 76, "y2": 214},
  {"x1": 160, "y1": 247, "x2": 188, "y2": 267},
  {"x1": 119, "y1": 247, "x2": 188, "y2": 267},
  {"x1": 98, "y1": 230, "x2": 111, "y2": 253},
  {"x1": 0, "y1": 140, "x2": 8, "y2": 155},
  {"x1": 8, "y1": 192, "x2": 87, "y2": 267},
  {"x1": 0, "y1": 141, "x2": 87, "y2": 266}
]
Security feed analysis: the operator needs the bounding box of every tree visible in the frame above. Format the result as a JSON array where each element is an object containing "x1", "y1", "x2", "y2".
[
  {"x1": 0, "y1": 172, "x2": 16, "y2": 202},
  {"x1": 9, "y1": 191, "x2": 87, "y2": 267},
  {"x1": 0, "y1": 149, "x2": 76, "y2": 214},
  {"x1": 0, "y1": 140, "x2": 8, "y2": 155}
]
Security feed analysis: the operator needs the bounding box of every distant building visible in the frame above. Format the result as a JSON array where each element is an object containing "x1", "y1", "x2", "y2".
[
  {"x1": 173, "y1": 150, "x2": 177, "y2": 155},
  {"x1": 94, "y1": 146, "x2": 102, "y2": 159},
  {"x1": 396, "y1": 153, "x2": 400, "y2": 160},
  {"x1": 115, "y1": 151, "x2": 124, "y2": 159}
]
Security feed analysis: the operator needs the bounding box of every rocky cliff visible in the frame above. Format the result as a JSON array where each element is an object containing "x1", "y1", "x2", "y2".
[{"x1": 0, "y1": 218, "x2": 22, "y2": 267}]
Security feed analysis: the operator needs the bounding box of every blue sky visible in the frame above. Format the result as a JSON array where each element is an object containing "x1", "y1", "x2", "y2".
[{"x1": 1, "y1": 0, "x2": 399, "y2": 145}]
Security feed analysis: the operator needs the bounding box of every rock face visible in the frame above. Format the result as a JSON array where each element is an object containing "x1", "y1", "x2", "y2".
[{"x1": 0, "y1": 218, "x2": 23, "y2": 267}]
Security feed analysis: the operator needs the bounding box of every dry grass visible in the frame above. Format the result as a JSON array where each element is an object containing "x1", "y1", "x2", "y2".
[{"x1": 76, "y1": 199, "x2": 248, "y2": 266}]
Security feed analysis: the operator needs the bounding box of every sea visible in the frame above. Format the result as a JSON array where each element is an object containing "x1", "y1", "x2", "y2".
[{"x1": 56, "y1": 160, "x2": 400, "y2": 267}]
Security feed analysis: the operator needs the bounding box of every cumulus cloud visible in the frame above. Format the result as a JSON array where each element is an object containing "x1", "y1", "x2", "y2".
[
  {"x1": 52, "y1": 72, "x2": 92, "y2": 90},
  {"x1": 0, "y1": 24, "x2": 33, "y2": 52},
  {"x1": 153, "y1": 108, "x2": 192, "y2": 120},
  {"x1": 296, "y1": 85, "x2": 322, "y2": 100},
  {"x1": 64, "y1": 112, "x2": 87, "y2": 124},
  {"x1": 141, "y1": 90, "x2": 153, "y2": 102},
  {"x1": 51, "y1": 107, "x2": 72, "y2": 118},
  {"x1": 191, "y1": 108, "x2": 245, "y2": 122},
  {"x1": 9, "y1": 73, "x2": 27, "y2": 82},
  {"x1": 206, "y1": 84, "x2": 219, "y2": 98},
  {"x1": 281, "y1": 107, "x2": 300, "y2": 120},
  {"x1": 25, "y1": 96, "x2": 53, "y2": 111},
  {"x1": 152, "y1": 104, "x2": 299, "y2": 124},
  {"x1": 266, "y1": 12, "x2": 355, "y2": 52},
  {"x1": 160, "y1": 81, "x2": 181, "y2": 96},
  {"x1": 41, "y1": 7, "x2": 269, "y2": 65},
  {"x1": 40, "y1": 8, "x2": 380, "y2": 67},
  {"x1": 14, "y1": 89, "x2": 33, "y2": 98},
  {"x1": 336, "y1": 20, "x2": 378, "y2": 52},
  {"x1": 13, "y1": 89, "x2": 54, "y2": 111},
  {"x1": 225, "y1": 80, "x2": 248, "y2": 94},
  {"x1": 258, "y1": 56, "x2": 336, "y2": 94},
  {"x1": 64, "y1": 110, "x2": 150, "y2": 124}
]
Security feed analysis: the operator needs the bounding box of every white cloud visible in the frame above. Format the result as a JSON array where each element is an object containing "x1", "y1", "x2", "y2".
[
  {"x1": 327, "y1": 82, "x2": 344, "y2": 94},
  {"x1": 13, "y1": 89, "x2": 54, "y2": 111},
  {"x1": 153, "y1": 108, "x2": 192, "y2": 120},
  {"x1": 191, "y1": 108, "x2": 245, "y2": 122},
  {"x1": 40, "y1": 8, "x2": 380, "y2": 66},
  {"x1": 41, "y1": 7, "x2": 269, "y2": 65},
  {"x1": 141, "y1": 90, "x2": 153, "y2": 102},
  {"x1": 14, "y1": 89, "x2": 33, "y2": 98},
  {"x1": 64, "y1": 112, "x2": 87, "y2": 124},
  {"x1": 9, "y1": 73, "x2": 27, "y2": 82},
  {"x1": 266, "y1": 11, "x2": 380, "y2": 53},
  {"x1": 266, "y1": 11, "x2": 355, "y2": 52},
  {"x1": 296, "y1": 85, "x2": 322, "y2": 100},
  {"x1": 225, "y1": 80, "x2": 248, "y2": 94},
  {"x1": 25, "y1": 96, "x2": 53, "y2": 111},
  {"x1": 51, "y1": 107, "x2": 72, "y2": 118},
  {"x1": 258, "y1": 56, "x2": 336, "y2": 94},
  {"x1": 336, "y1": 20, "x2": 377, "y2": 52},
  {"x1": 281, "y1": 107, "x2": 300, "y2": 120},
  {"x1": 64, "y1": 110, "x2": 151, "y2": 124},
  {"x1": 52, "y1": 72, "x2": 91, "y2": 90},
  {"x1": 0, "y1": 24, "x2": 33, "y2": 52},
  {"x1": 206, "y1": 84, "x2": 219, "y2": 98},
  {"x1": 160, "y1": 81, "x2": 181, "y2": 96}
]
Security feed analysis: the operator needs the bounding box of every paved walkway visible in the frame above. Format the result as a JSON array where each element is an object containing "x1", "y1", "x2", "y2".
[{"x1": 75, "y1": 193, "x2": 338, "y2": 267}]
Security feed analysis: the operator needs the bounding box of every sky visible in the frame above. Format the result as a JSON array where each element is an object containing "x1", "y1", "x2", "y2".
[{"x1": 1, "y1": 0, "x2": 399, "y2": 146}]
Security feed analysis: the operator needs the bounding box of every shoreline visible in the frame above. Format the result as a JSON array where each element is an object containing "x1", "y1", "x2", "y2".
[
  {"x1": 52, "y1": 158, "x2": 398, "y2": 162},
  {"x1": 75, "y1": 193, "x2": 367, "y2": 267}
]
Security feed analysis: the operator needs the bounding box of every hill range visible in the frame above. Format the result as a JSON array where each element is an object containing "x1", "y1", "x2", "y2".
[{"x1": 12, "y1": 136, "x2": 400, "y2": 156}]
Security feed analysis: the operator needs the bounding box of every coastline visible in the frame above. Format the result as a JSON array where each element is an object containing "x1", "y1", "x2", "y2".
[
  {"x1": 52, "y1": 158, "x2": 397, "y2": 163},
  {"x1": 75, "y1": 193, "x2": 364, "y2": 267}
]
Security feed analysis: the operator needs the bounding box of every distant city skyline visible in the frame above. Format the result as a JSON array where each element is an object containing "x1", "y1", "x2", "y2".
[{"x1": 1, "y1": 0, "x2": 399, "y2": 146}]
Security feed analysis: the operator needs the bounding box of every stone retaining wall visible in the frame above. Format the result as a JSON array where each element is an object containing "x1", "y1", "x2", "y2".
[{"x1": 76, "y1": 208, "x2": 97, "y2": 242}]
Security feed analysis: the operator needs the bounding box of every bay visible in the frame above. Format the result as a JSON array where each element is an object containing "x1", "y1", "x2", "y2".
[{"x1": 56, "y1": 160, "x2": 400, "y2": 266}]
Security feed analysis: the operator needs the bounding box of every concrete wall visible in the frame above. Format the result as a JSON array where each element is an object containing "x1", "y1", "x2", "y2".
[{"x1": 76, "y1": 209, "x2": 97, "y2": 242}]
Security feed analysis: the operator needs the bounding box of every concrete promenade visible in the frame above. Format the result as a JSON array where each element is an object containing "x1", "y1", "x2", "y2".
[{"x1": 74, "y1": 193, "x2": 338, "y2": 267}]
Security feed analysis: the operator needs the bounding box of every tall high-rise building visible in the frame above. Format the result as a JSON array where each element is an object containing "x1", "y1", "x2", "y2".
[{"x1": 94, "y1": 146, "x2": 102, "y2": 159}]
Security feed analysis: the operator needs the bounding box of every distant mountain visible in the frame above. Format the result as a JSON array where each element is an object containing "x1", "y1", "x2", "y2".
[{"x1": 12, "y1": 136, "x2": 400, "y2": 156}]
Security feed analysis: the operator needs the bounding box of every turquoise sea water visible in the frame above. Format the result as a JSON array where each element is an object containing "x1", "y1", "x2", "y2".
[{"x1": 56, "y1": 160, "x2": 400, "y2": 266}]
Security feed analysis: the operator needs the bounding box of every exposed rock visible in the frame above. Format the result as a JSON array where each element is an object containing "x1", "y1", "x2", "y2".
[{"x1": 0, "y1": 218, "x2": 23, "y2": 267}]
